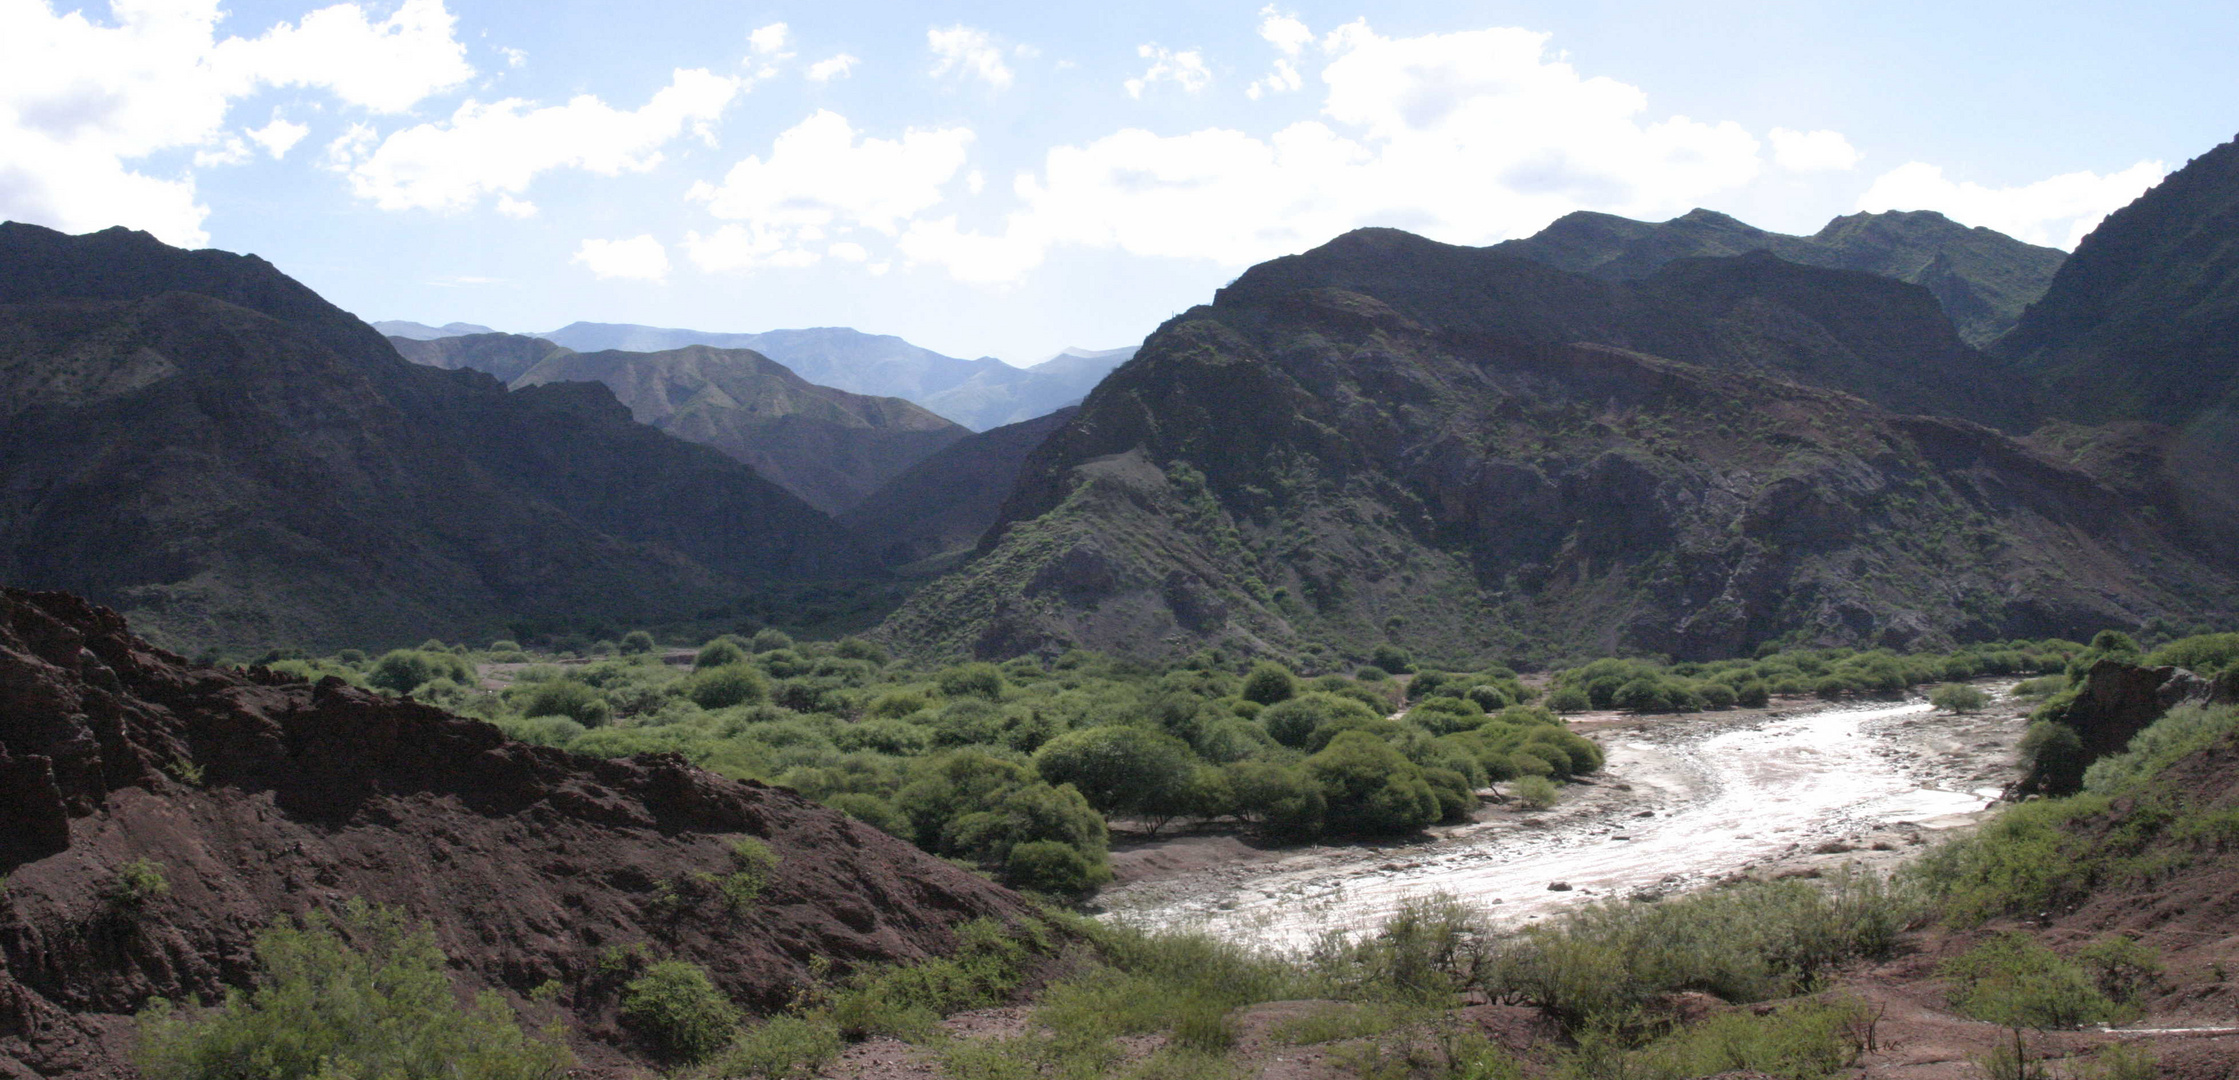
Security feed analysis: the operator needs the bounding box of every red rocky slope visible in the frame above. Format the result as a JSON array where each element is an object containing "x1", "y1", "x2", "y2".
[{"x1": 0, "y1": 587, "x2": 1033, "y2": 1077}]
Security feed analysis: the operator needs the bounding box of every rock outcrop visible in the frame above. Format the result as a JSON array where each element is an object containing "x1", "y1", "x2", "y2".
[{"x1": 0, "y1": 586, "x2": 1032, "y2": 1077}]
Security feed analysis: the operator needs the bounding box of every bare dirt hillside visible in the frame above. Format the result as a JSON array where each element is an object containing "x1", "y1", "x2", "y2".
[{"x1": 0, "y1": 587, "x2": 1033, "y2": 1077}]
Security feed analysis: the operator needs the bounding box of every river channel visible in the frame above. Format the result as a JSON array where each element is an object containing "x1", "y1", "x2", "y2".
[{"x1": 1100, "y1": 691, "x2": 2028, "y2": 950}]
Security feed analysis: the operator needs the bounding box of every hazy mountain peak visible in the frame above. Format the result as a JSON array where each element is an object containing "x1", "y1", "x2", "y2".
[{"x1": 373, "y1": 319, "x2": 499, "y2": 339}]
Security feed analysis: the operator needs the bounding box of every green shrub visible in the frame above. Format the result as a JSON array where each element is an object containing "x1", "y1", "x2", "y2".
[
  {"x1": 1908, "y1": 794, "x2": 2110, "y2": 924},
  {"x1": 1566, "y1": 998, "x2": 1867, "y2": 1080},
  {"x1": 1509, "y1": 775, "x2": 1559, "y2": 809},
  {"x1": 688, "y1": 663, "x2": 769, "y2": 709},
  {"x1": 2015, "y1": 720, "x2": 2088, "y2": 795},
  {"x1": 136, "y1": 900, "x2": 571, "y2": 1080},
  {"x1": 619, "y1": 630, "x2": 656, "y2": 655},
  {"x1": 825, "y1": 792, "x2": 906, "y2": 835},
  {"x1": 621, "y1": 960, "x2": 741, "y2": 1063},
  {"x1": 1369, "y1": 645, "x2": 1414, "y2": 674},
  {"x1": 2074, "y1": 935, "x2": 2162, "y2": 1004},
  {"x1": 695, "y1": 638, "x2": 749, "y2": 670},
  {"x1": 1930, "y1": 683, "x2": 1990, "y2": 713},
  {"x1": 720, "y1": 837, "x2": 779, "y2": 912},
  {"x1": 1940, "y1": 932, "x2": 2114, "y2": 1030},
  {"x1": 1034, "y1": 725, "x2": 1198, "y2": 823},
  {"x1": 1354, "y1": 665, "x2": 1390, "y2": 682},
  {"x1": 1306, "y1": 731, "x2": 1440, "y2": 836},
  {"x1": 749, "y1": 629, "x2": 795, "y2": 653},
  {"x1": 1261, "y1": 692, "x2": 1382, "y2": 749},
  {"x1": 718, "y1": 1014, "x2": 841, "y2": 1079},
  {"x1": 1005, "y1": 840, "x2": 1099, "y2": 894},
  {"x1": 367, "y1": 649, "x2": 476, "y2": 695},
  {"x1": 514, "y1": 679, "x2": 612, "y2": 727},
  {"x1": 2145, "y1": 632, "x2": 2239, "y2": 676},
  {"x1": 109, "y1": 858, "x2": 170, "y2": 910},
  {"x1": 937, "y1": 662, "x2": 1007, "y2": 700},
  {"x1": 1545, "y1": 686, "x2": 1590, "y2": 713},
  {"x1": 2083, "y1": 704, "x2": 2239, "y2": 796},
  {"x1": 1240, "y1": 662, "x2": 1297, "y2": 706},
  {"x1": 1221, "y1": 760, "x2": 1326, "y2": 840}
]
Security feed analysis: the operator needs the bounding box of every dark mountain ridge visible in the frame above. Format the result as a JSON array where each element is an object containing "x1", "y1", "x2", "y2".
[
  {"x1": 0, "y1": 222, "x2": 876, "y2": 652},
  {"x1": 879, "y1": 230, "x2": 2234, "y2": 665},
  {"x1": 1494, "y1": 206, "x2": 2069, "y2": 346},
  {"x1": 840, "y1": 407, "x2": 1080, "y2": 567}
]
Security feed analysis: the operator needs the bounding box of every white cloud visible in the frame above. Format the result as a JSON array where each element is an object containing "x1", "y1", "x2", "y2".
[
  {"x1": 246, "y1": 118, "x2": 310, "y2": 159},
  {"x1": 336, "y1": 68, "x2": 742, "y2": 212},
  {"x1": 0, "y1": 0, "x2": 471, "y2": 246},
  {"x1": 497, "y1": 45, "x2": 526, "y2": 68},
  {"x1": 1258, "y1": 6, "x2": 1314, "y2": 55},
  {"x1": 684, "y1": 110, "x2": 973, "y2": 272},
  {"x1": 902, "y1": 21, "x2": 1763, "y2": 283},
  {"x1": 1248, "y1": 59, "x2": 1302, "y2": 100},
  {"x1": 807, "y1": 54, "x2": 858, "y2": 82},
  {"x1": 928, "y1": 25, "x2": 1013, "y2": 90},
  {"x1": 748, "y1": 22, "x2": 791, "y2": 56},
  {"x1": 1857, "y1": 159, "x2": 2166, "y2": 248},
  {"x1": 1768, "y1": 128, "x2": 1859, "y2": 172},
  {"x1": 210, "y1": 0, "x2": 473, "y2": 113},
  {"x1": 494, "y1": 194, "x2": 537, "y2": 218},
  {"x1": 1125, "y1": 44, "x2": 1212, "y2": 99},
  {"x1": 572, "y1": 235, "x2": 670, "y2": 281}
]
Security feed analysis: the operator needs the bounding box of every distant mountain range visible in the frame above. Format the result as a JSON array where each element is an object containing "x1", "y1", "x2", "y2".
[
  {"x1": 512, "y1": 322, "x2": 1132, "y2": 431},
  {"x1": 0, "y1": 222, "x2": 875, "y2": 652},
  {"x1": 392, "y1": 333, "x2": 968, "y2": 514},
  {"x1": 878, "y1": 161, "x2": 2239, "y2": 664},
  {"x1": 1493, "y1": 207, "x2": 2067, "y2": 346},
  {"x1": 372, "y1": 319, "x2": 497, "y2": 339}
]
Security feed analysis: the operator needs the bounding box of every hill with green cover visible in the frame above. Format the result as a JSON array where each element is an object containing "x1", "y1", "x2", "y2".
[{"x1": 877, "y1": 229, "x2": 2236, "y2": 666}]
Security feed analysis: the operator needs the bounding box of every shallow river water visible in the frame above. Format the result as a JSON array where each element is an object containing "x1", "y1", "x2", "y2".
[{"x1": 1104, "y1": 696, "x2": 2017, "y2": 950}]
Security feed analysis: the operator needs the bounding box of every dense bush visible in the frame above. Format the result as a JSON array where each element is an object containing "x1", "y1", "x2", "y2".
[
  {"x1": 136, "y1": 900, "x2": 571, "y2": 1080},
  {"x1": 1931, "y1": 683, "x2": 1990, "y2": 713},
  {"x1": 367, "y1": 649, "x2": 475, "y2": 695},
  {"x1": 686, "y1": 663, "x2": 768, "y2": 709},
  {"x1": 1033, "y1": 726, "x2": 1197, "y2": 823},
  {"x1": 1239, "y1": 662, "x2": 1297, "y2": 705},
  {"x1": 512, "y1": 679, "x2": 612, "y2": 727},
  {"x1": 620, "y1": 960, "x2": 740, "y2": 1062},
  {"x1": 1306, "y1": 731, "x2": 1442, "y2": 835}
]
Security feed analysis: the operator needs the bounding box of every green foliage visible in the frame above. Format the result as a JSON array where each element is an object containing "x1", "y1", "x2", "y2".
[
  {"x1": 1261, "y1": 692, "x2": 1383, "y2": 749},
  {"x1": 720, "y1": 837, "x2": 779, "y2": 913},
  {"x1": 135, "y1": 900, "x2": 570, "y2": 1080},
  {"x1": 367, "y1": 649, "x2": 476, "y2": 695},
  {"x1": 1544, "y1": 686, "x2": 1590, "y2": 713},
  {"x1": 512, "y1": 679, "x2": 611, "y2": 727},
  {"x1": 1940, "y1": 933, "x2": 2115, "y2": 1029},
  {"x1": 1034, "y1": 725, "x2": 1198, "y2": 823},
  {"x1": 620, "y1": 960, "x2": 741, "y2": 1063},
  {"x1": 2145, "y1": 631, "x2": 2239, "y2": 676},
  {"x1": 2074, "y1": 935, "x2": 2162, "y2": 1004},
  {"x1": 2016, "y1": 720, "x2": 2087, "y2": 794},
  {"x1": 1369, "y1": 645, "x2": 1414, "y2": 674},
  {"x1": 109, "y1": 858, "x2": 171, "y2": 910},
  {"x1": 1005, "y1": 840, "x2": 1099, "y2": 894},
  {"x1": 749, "y1": 628, "x2": 795, "y2": 653},
  {"x1": 687, "y1": 663, "x2": 769, "y2": 709},
  {"x1": 1239, "y1": 662, "x2": 1297, "y2": 706},
  {"x1": 717, "y1": 1015, "x2": 841, "y2": 1079},
  {"x1": 1930, "y1": 683, "x2": 1990, "y2": 713},
  {"x1": 2083, "y1": 704, "x2": 2239, "y2": 796},
  {"x1": 1559, "y1": 999, "x2": 1867, "y2": 1080},
  {"x1": 1306, "y1": 731, "x2": 1441, "y2": 836},
  {"x1": 619, "y1": 630, "x2": 657, "y2": 654},
  {"x1": 1908, "y1": 794, "x2": 2112, "y2": 924},
  {"x1": 695, "y1": 638, "x2": 749, "y2": 670},
  {"x1": 1221, "y1": 760, "x2": 1327, "y2": 840},
  {"x1": 937, "y1": 662, "x2": 1007, "y2": 700},
  {"x1": 1509, "y1": 775, "x2": 1559, "y2": 809}
]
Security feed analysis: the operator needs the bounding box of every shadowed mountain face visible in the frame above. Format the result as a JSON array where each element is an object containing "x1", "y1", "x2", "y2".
[
  {"x1": 877, "y1": 229, "x2": 2236, "y2": 666},
  {"x1": 1997, "y1": 134, "x2": 2239, "y2": 550},
  {"x1": 512, "y1": 344, "x2": 969, "y2": 515},
  {"x1": 0, "y1": 222, "x2": 876, "y2": 652},
  {"x1": 1494, "y1": 207, "x2": 2068, "y2": 346},
  {"x1": 840, "y1": 407, "x2": 1079, "y2": 566},
  {"x1": 538, "y1": 321, "x2": 1126, "y2": 430},
  {"x1": 1216, "y1": 230, "x2": 2034, "y2": 431}
]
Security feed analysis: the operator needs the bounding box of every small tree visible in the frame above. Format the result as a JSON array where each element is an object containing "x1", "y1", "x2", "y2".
[
  {"x1": 1942, "y1": 933, "x2": 2114, "y2": 1080},
  {"x1": 621, "y1": 960, "x2": 741, "y2": 1063},
  {"x1": 1930, "y1": 683, "x2": 1990, "y2": 713},
  {"x1": 686, "y1": 663, "x2": 767, "y2": 709},
  {"x1": 1240, "y1": 662, "x2": 1298, "y2": 706},
  {"x1": 619, "y1": 630, "x2": 657, "y2": 655},
  {"x1": 1033, "y1": 726, "x2": 1196, "y2": 830}
]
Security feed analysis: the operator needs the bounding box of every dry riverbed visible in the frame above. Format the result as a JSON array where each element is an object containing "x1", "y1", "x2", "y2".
[{"x1": 1095, "y1": 685, "x2": 2031, "y2": 949}]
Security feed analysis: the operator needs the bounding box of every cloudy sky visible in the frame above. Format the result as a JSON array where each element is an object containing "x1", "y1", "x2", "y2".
[{"x1": 3, "y1": 1, "x2": 2232, "y2": 364}]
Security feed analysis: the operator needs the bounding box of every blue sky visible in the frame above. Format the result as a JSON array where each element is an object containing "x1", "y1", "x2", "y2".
[{"x1": 3, "y1": 1, "x2": 2233, "y2": 364}]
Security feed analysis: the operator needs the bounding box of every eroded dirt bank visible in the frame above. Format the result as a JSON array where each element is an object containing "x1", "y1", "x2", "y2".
[{"x1": 1098, "y1": 688, "x2": 2030, "y2": 948}]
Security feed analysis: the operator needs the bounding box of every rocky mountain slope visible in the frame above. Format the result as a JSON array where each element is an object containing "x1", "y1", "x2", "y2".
[
  {"x1": 515, "y1": 344, "x2": 968, "y2": 514},
  {"x1": 878, "y1": 229, "x2": 2237, "y2": 666},
  {"x1": 538, "y1": 322, "x2": 1125, "y2": 430},
  {"x1": 1494, "y1": 207, "x2": 2068, "y2": 346},
  {"x1": 0, "y1": 586, "x2": 1032, "y2": 1077},
  {"x1": 840, "y1": 407, "x2": 1079, "y2": 566},
  {"x1": 1998, "y1": 134, "x2": 2239, "y2": 549},
  {"x1": 0, "y1": 222, "x2": 877, "y2": 652}
]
